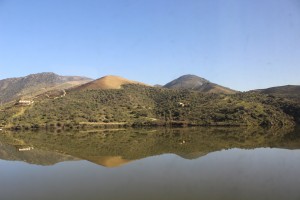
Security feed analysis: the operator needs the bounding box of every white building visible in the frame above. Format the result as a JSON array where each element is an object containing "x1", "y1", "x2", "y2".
[{"x1": 18, "y1": 100, "x2": 34, "y2": 105}]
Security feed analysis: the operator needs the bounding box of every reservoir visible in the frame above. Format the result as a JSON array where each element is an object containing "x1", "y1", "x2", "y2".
[{"x1": 0, "y1": 127, "x2": 300, "y2": 200}]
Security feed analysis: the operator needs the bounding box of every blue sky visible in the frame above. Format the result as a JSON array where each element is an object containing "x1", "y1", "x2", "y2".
[{"x1": 0, "y1": 0, "x2": 299, "y2": 91}]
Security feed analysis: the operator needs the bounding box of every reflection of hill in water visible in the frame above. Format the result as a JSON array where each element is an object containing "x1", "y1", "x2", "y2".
[
  {"x1": 85, "y1": 156, "x2": 132, "y2": 167},
  {"x1": 1, "y1": 126, "x2": 300, "y2": 167},
  {"x1": 0, "y1": 142, "x2": 77, "y2": 165}
]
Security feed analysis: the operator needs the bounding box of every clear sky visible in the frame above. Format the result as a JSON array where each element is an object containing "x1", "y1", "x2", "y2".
[{"x1": 0, "y1": 0, "x2": 299, "y2": 91}]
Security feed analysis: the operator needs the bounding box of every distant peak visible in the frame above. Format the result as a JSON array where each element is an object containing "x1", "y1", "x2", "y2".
[
  {"x1": 176, "y1": 74, "x2": 209, "y2": 82},
  {"x1": 163, "y1": 74, "x2": 236, "y2": 94}
]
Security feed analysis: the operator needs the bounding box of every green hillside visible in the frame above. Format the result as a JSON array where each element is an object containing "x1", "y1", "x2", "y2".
[
  {"x1": 255, "y1": 85, "x2": 300, "y2": 103},
  {"x1": 1, "y1": 84, "x2": 299, "y2": 129}
]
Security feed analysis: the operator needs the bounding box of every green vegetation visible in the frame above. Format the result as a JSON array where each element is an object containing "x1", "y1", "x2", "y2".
[
  {"x1": 1, "y1": 84, "x2": 299, "y2": 129},
  {"x1": 255, "y1": 85, "x2": 300, "y2": 104}
]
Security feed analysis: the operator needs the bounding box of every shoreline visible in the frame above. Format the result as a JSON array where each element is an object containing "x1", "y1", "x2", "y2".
[{"x1": 3, "y1": 120, "x2": 296, "y2": 131}]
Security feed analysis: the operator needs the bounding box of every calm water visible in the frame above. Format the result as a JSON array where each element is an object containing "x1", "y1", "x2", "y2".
[{"x1": 1, "y1": 127, "x2": 300, "y2": 200}]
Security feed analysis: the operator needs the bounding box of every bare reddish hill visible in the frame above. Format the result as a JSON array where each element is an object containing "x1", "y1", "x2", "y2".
[{"x1": 74, "y1": 75, "x2": 147, "y2": 90}]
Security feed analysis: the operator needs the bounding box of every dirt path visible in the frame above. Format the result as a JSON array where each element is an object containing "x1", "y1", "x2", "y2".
[
  {"x1": 54, "y1": 89, "x2": 67, "y2": 99},
  {"x1": 12, "y1": 104, "x2": 34, "y2": 118},
  {"x1": 12, "y1": 107, "x2": 26, "y2": 118}
]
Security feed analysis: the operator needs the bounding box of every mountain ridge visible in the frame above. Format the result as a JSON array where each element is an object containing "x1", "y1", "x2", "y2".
[{"x1": 0, "y1": 72, "x2": 92, "y2": 103}]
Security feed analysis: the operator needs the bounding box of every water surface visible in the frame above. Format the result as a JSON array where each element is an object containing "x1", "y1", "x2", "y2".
[{"x1": 0, "y1": 127, "x2": 300, "y2": 200}]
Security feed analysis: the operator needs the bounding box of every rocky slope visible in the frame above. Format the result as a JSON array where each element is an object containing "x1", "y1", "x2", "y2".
[{"x1": 0, "y1": 72, "x2": 92, "y2": 103}]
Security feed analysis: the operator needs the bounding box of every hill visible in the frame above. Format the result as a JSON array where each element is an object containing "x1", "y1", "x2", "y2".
[
  {"x1": 254, "y1": 85, "x2": 300, "y2": 103},
  {"x1": 1, "y1": 83, "x2": 299, "y2": 129},
  {"x1": 74, "y1": 75, "x2": 147, "y2": 90},
  {"x1": 0, "y1": 72, "x2": 92, "y2": 103},
  {"x1": 163, "y1": 74, "x2": 236, "y2": 94}
]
